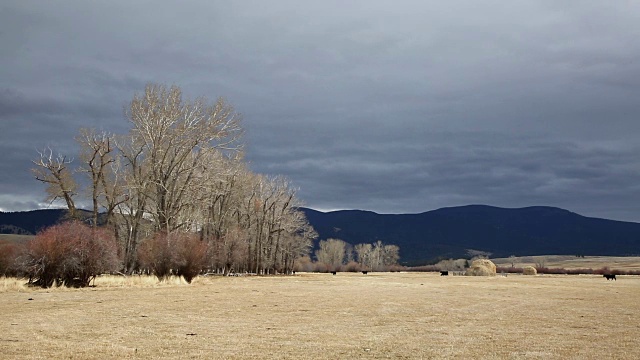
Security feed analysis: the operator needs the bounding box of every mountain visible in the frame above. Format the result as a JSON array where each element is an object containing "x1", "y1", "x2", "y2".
[
  {"x1": 300, "y1": 205, "x2": 640, "y2": 265},
  {"x1": 0, "y1": 209, "x2": 99, "y2": 235},
  {"x1": 3, "y1": 205, "x2": 640, "y2": 265},
  {"x1": 0, "y1": 209, "x2": 67, "y2": 235}
]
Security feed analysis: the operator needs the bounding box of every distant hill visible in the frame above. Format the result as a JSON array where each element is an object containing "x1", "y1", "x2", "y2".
[
  {"x1": 0, "y1": 209, "x2": 67, "y2": 235},
  {"x1": 0, "y1": 208, "x2": 101, "y2": 236},
  {"x1": 301, "y1": 205, "x2": 640, "y2": 265},
  {"x1": 3, "y1": 205, "x2": 640, "y2": 265}
]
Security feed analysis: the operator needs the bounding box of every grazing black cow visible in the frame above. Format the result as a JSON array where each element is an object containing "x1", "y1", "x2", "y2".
[
  {"x1": 362, "y1": 271, "x2": 368, "y2": 275},
  {"x1": 440, "y1": 271, "x2": 449, "y2": 276},
  {"x1": 331, "y1": 271, "x2": 337, "y2": 275},
  {"x1": 603, "y1": 274, "x2": 616, "y2": 281}
]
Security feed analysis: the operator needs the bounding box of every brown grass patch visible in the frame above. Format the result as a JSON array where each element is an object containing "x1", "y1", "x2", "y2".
[
  {"x1": 492, "y1": 255, "x2": 640, "y2": 271},
  {"x1": 1, "y1": 273, "x2": 639, "y2": 359},
  {"x1": 0, "y1": 234, "x2": 34, "y2": 244}
]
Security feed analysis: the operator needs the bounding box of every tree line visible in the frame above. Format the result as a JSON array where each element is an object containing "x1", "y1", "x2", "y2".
[
  {"x1": 299, "y1": 238, "x2": 400, "y2": 272},
  {"x1": 25, "y1": 83, "x2": 318, "y2": 285}
]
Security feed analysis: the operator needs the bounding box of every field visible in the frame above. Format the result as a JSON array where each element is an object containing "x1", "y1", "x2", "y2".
[
  {"x1": 491, "y1": 255, "x2": 640, "y2": 271},
  {"x1": 0, "y1": 234, "x2": 33, "y2": 244},
  {"x1": 1, "y1": 272, "x2": 639, "y2": 359}
]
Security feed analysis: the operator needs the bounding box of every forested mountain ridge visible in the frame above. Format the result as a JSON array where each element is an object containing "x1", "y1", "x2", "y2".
[
  {"x1": 3, "y1": 205, "x2": 640, "y2": 265},
  {"x1": 0, "y1": 209, "x2": 67, "y2": 235},
  {"x1": 301, "y1": 205, "x2": 640, "y2": 265}
]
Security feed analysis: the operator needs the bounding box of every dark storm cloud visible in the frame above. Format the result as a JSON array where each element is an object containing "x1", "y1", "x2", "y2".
[
  {"x1": 248, "y1": 127, "x2": 640, "y2": 219},
  {"x1": 1, "y1": 1, "x2": 640, "y2": 221}
]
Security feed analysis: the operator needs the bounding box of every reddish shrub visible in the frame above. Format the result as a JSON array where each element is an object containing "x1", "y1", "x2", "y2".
[
  {"x1": 533, "y1": 267, "x2": 639, "y2": 276},
  {"x1": 0, "y1": 241, "x2": 24, "y2": 277},
  {"x1": 137, "y1": 232, "x2": 174, "y2": 281},
  {"x1": 496, "y1": 266, "x2": 524, "y2": 274},
  {"x1": 174, "y1": 233, "x2": 209, "y2": 283},
  {"x1": 565, "y1": 268, "x2": 594, "y2": 275},
  {"x1": 535, "y1": 267, "x2": 567, "y2": 275},
  {"x1": 138, "y1": 231, "x2": 210, "y2": 283},
  {"x1": 406, "y1": 265, "x2": 440, "y2": 272},
  {"x1": 313, "y1": 262, "x2": 329, "y2": 273},
  {"x1": 293, "y1": 256, "x2": 314, "y2": 272},
  {"x1": 341, "y1": 261, "x2": 361, "y2": 272},
  {"x1": 23, "y1": 222, "x2": 120, "y2": 288},
  {"x1": 386, "y1": 264, "x2": 408, "y2": 272}
]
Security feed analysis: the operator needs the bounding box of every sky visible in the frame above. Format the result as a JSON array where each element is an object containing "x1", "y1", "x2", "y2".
[{"x1": 1, "y1": 1, "x2": 640, "y2": 222}]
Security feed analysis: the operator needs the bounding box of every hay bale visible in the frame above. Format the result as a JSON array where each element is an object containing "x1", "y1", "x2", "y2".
[
  {"x1": 522, "y1": 266, "x2": 537, "y2": 275},
  {"x1": 465, "y1": 259, "x2": 497, "y2": 276}
]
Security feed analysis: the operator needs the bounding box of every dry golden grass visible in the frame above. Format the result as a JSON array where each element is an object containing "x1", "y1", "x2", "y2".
[
  {"x1": 1, "y1": 272, "x2": 639, "y2": 359},
  {"x1": 492, "y1": 255, "x2": 640, "y2": 270},
  {"x1": 0, "y1": 234, "x2": 34, "y2": 244}
]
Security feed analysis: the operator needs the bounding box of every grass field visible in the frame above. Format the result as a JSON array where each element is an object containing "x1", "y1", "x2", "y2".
[
  {"x1": 0, "y1": 234, "x2": 33, "y2": 244},
  {"x1": 1, "y1": 272, "x2": 639, "y2": 359},
  {"x1": 491, "y1": 255, "x2": 640, "y2": 271}
]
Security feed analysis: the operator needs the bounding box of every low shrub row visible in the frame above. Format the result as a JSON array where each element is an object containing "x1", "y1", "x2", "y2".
[{"x1": 494, "y1": 266, "x2": 640, "y2": 275}]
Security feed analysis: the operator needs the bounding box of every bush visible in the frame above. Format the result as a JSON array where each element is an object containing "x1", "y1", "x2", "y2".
[
  {"x1": 496, "y1": 266, "x2": 523, "y2": 274},
  {"x1": 0, "y1": 241, "x2": 24, "y2": 277},
  {"x1": 138, "y1": 231, "x2": 210, "y2": 283},
  {"x1": 406, "y1": 265, "x2": 440, "y2": 272},
  {"x1": 465, "y1": 259, "x2": 496, "y2": 276},
  {"x1": 138, "y1": 232, "x2": 174, "y2": 281},
  {"x1": 293, "y1": 256, "x2": 314, "y2": 272},
  {"x1": 174, "y1": 234, "x2": 209, "y2": 283},
  {"x1": 23, "y1": 222, "x2": 120, "y2": 288},
  {"x1": 387, "y1": 264, "x2": 408, "y2": 272},
  {"x1": 435, "y1": 258, "x2": 468, "y2": 271},
  {"x1": 341, "y1": 261, "x2": 361, "y2": 272},
  {"x1": 535, "y1": 267, "x2": 567, "y2": 275},
  {"x1": 313, "y1": 262, "x2": 329, "y2": 273},
  {"x1": 522, "y1": 266, "x2": 537, "y2": 275}
]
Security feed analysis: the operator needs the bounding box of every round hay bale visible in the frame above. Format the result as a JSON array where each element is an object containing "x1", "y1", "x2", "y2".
[
  {"x1": 465, "y1": 259, "x2": 497, "y2": 276},
  {"x1": 522, "y1": 266, "x2": 537, "y2": 275}
]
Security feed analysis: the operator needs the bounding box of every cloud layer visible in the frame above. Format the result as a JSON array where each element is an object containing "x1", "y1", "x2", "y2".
[{"x1": 2, "y1": 1, "x2": 640, "y2": 221}]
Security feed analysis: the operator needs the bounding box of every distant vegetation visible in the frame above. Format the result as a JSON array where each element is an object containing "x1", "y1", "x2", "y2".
[
  {"x1": 295, "y1": 238, "x2": 400, "y2": 273},
  {"x1": 0, "y1": 209, "x2": 66, "y2": 235},
  {"x1": 301, "y1": 206, "x2": 640, "y2": 264},
  {"x1": 20, "y1": 221, "x2": 119, "y2": 287},
  {"x1": 11, "y1": 83, "x2": 324, "y2": 286}
]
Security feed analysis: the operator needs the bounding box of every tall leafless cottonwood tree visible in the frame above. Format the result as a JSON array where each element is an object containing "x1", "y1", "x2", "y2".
[
  {"x1": 32, "y1": 148, "x2": 78, "y2": 219},
  {"x1": 32, "y1": 83, "x2": 317, "y2": 278},
  {"x1": 125, "y1": 84, "x2": 243, "y2": 233}
]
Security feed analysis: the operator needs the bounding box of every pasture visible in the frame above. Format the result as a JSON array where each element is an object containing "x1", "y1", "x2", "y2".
[
  {"x1": 491, "y1": 255, "x2": 640, "y2": 271},
  {"x1": 1, "y1": 272, "x2": 639, "y2": 359}
]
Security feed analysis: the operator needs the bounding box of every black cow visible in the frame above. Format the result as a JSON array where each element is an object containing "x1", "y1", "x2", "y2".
[
  {"x1": 440, "y1": 271, "x2": 449, "y2": 276},
  {"x1": 603, "y1": 274, "x2": 616, "y2": 281},
  {"x1": 362, "y1": 271, "x2": 368, "y2": 275},
  {"x1": 331, "y1": 271, "x2": 337, "y2": 275}
]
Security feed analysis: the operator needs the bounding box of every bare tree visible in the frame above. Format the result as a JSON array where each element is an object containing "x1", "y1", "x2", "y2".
[
  {"x1": 355, "y1": 241, "x2": 399, "y2": 271},
  {"x1": 315, "y1": 238, "x2": 348, "y2": 271},
  {"x1": 77, "y1": 128, "x2": 116, "y2": 227},
  {"x1": 32, "y1": 147, "x2": 78, "y2": 218},
  {"x1": 355, "y1": 243, "x2": 373, "y2": 270},
  {"x1": 125, "y1": 83, "x2": 243, "y2": 233},
  {"x1": 113, "y1": 132, "x2": 152, "y2": 273},
  {"x1": 30, "y1": 83, "x2": 316, "y2": 279},
  {"x1": 382, "y1": 244, "x2": 400, "y2": 267}
]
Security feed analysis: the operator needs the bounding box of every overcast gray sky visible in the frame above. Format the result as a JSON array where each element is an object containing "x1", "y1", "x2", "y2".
[{"x1": 2, "y1": 1, "x2": 640, "y2": 221}]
